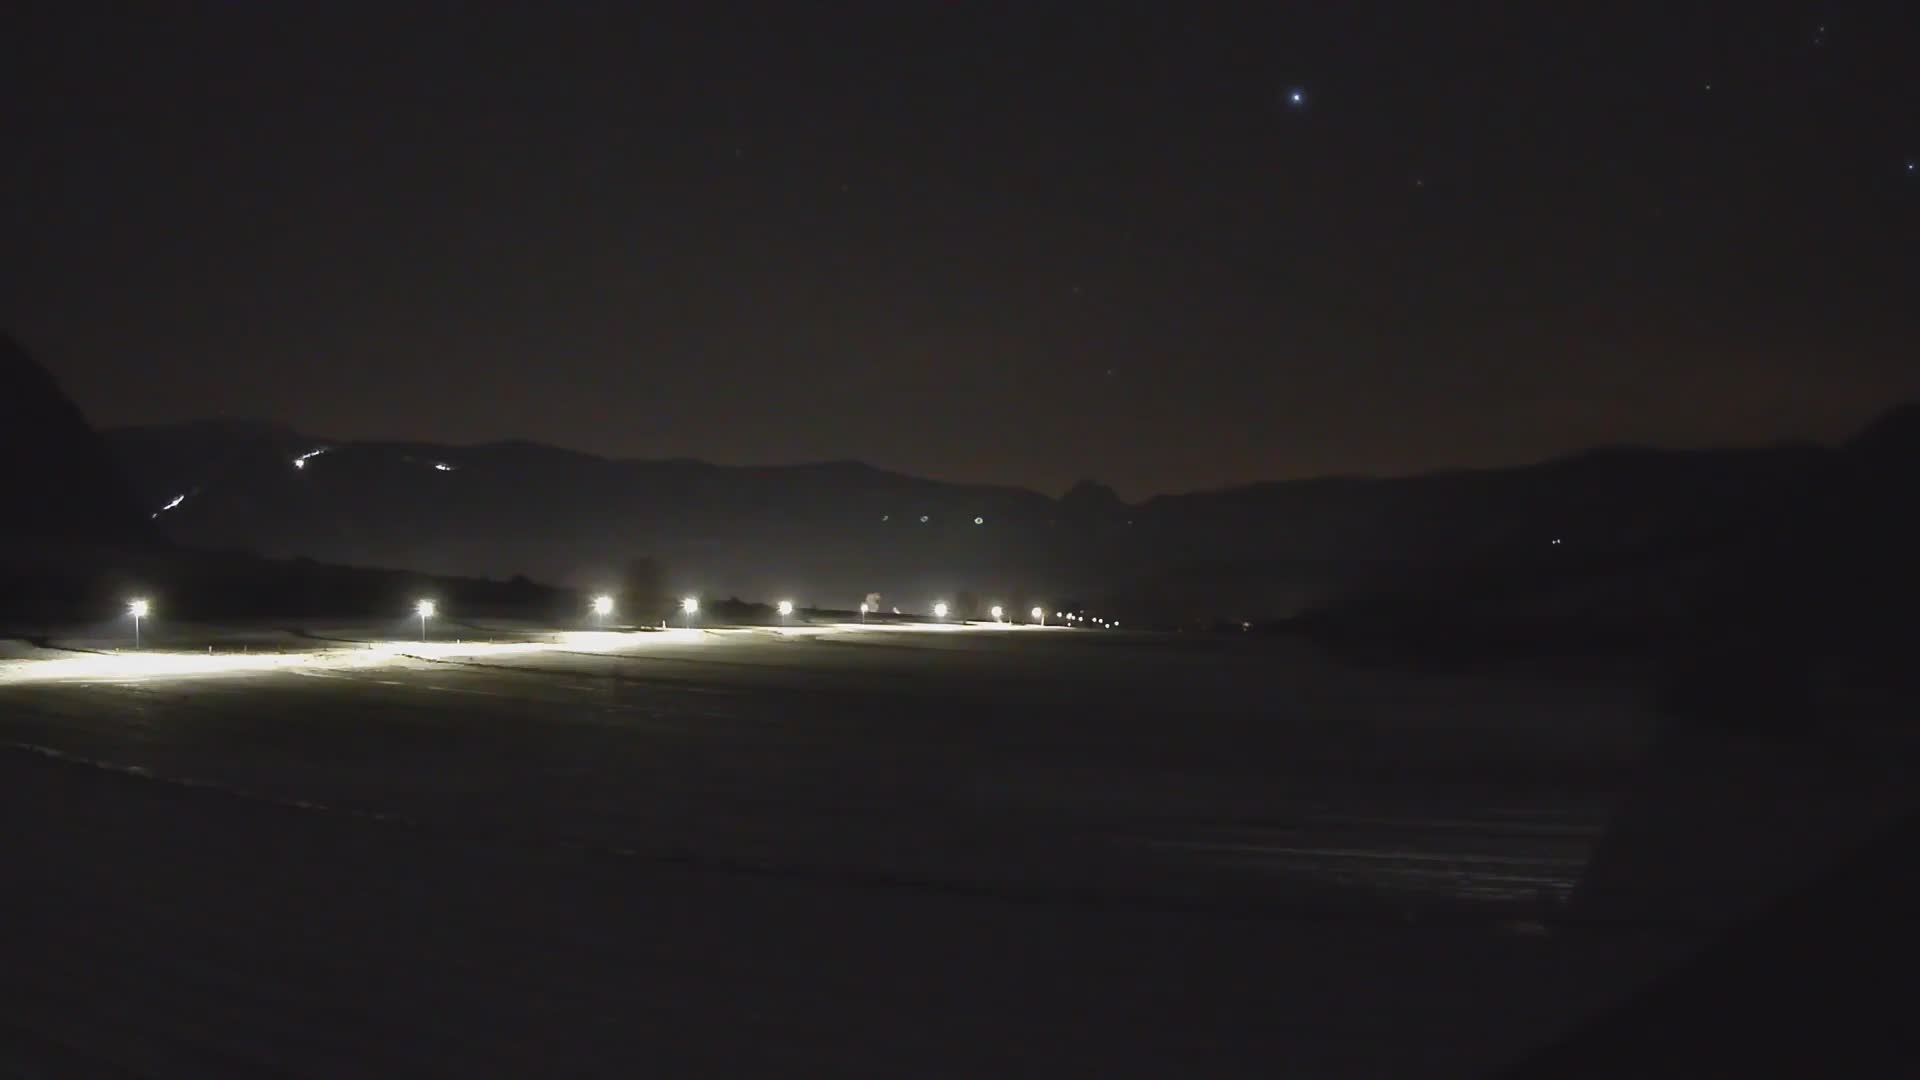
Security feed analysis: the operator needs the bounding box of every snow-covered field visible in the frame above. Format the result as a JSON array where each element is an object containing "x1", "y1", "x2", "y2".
[{"x1": 0, "y1": 621, "x2": 1723, "y2": 1075}]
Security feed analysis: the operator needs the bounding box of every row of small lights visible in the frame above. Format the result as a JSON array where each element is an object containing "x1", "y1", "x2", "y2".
[
  {"x1": 569, "y1": 596, "x2": 1111, "y2": 630},
  {"x1": 850, "y1": 601, "x2": 1111, "y2": 628},
  {"x1": 118, "y1": 595, "x2": 1116, "y2": 648}
]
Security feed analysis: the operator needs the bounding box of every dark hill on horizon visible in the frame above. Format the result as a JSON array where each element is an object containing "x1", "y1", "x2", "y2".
[
  {"x1": 0, "y1": 333, "x2": 158, "y2": 549},
  {"x1": 0, "y1": 336, "x2": 574, "y2": 623},
  {"x1": 102, "y1": 403, "x2": 1919, "y2": 631}
]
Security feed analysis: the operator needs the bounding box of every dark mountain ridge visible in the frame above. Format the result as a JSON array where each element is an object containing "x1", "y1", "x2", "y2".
[
  {"x1": 102, "y1": 404, "x2": 1915, "y2": 629},
  {"x1": 0, "y1": 333, "x2": 158, "y2": 547},
  {"x1": 0, "y1": 337, "x2": 575, "y2": 623}
]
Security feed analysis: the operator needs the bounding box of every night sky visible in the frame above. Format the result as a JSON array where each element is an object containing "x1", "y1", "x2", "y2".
[{"x1": 8, "y1": 2, "x2": 1917, "y2": 497}]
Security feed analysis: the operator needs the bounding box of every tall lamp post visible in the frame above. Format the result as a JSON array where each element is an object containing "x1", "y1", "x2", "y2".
[
  {"x1": 415, "y1": 599, "x2": 435, "y2": 642},
  {"x1": 128, "y1": 598, "x2": 149, "y2": 650}
]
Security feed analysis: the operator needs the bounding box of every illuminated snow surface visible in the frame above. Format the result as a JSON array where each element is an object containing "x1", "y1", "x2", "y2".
[
  {"x1": 0, "y1": 622, "x2": 1052, "y2": 685},
  {"x1": 3, "y1": 620, "x2": 1720, "y2": 1076}
]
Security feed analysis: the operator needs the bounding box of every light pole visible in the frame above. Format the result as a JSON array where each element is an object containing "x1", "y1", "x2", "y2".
[
  {"x1": 933, "y1": 601, "x2": 949, "y2": 621},
  {"x1": 1031, "y1": 606, "x2": 1045, "y2": 627},
  {"x1": 990, "y1": 605, "x2": 1003, "y2": 623},
  {"x1": 858, "y1": 601, "x2": 869, "y2": 624},
  {"x1": 777, "y1": 599, "x2": 794, "y2": 625},
  {"x1": 592, "y1": 594, "x2": 614, "y2": 627},
  {"x1": 682, "y1": 596, "x2": 699, "y2": 629},
  {"x1": 128, "y1": 598, "x2": 149, "y2": 650},
  {"x1": 415, "y1": 599, "x2": 435, "y2": 641}
]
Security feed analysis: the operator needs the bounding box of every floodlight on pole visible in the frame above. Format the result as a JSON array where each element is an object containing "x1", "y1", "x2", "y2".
[
  {"x1": 990, "y1": 605, "x2": 1003, "y2": 622},
  {"x1": 777, "y1": 599, "x2": 794, "y2": 624},
  {"x1": 128, "y1": 599, "x2": 149, "y2": 649},
  {"x1": 1031, "y1": 606, "x2": 1044, "y2": 626},
  {"x1": 415, "y1": 599, "x2": 435, "y2": 641},
  {"x1": 682, "y1": 596, "x2": 699, "y2": 628},
  {"x1": 933, "y1": 601, "x2": 949, "y2": 620},
  {"x1": 858, "y1": 601, "x2": 869, "y2": 624},
  {"x1": 591, "y1": 594, "x2": 614, "y2": 626}
]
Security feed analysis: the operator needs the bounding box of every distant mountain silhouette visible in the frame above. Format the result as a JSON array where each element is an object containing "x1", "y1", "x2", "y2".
[
  {"x1": 1845, "y1": 400, "x2": 1920, "y2": 458},
  {"x1": 0, "y1": 339, "x2": 578, "y2": 623},
  {"x1": 1059, "y1": 478, "x2": 1125, "y2": 518},
  {"x1": 105, "y1": 424, "x2": 1070, "y2": 609},
  {"x1": 103, "y1": 404, "x2": 1920, "y2": 626},
  {"x1": 0, "y1": 333, "x2": 155, "y2": 546}
]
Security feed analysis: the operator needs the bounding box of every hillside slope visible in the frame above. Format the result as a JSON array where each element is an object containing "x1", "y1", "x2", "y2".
[
  {"x1": 0, "y1": 334, "x2": 156, "y2": 547},
  {"x1": 105, "y1": 409, "x2": 1910, "y2": 627}
]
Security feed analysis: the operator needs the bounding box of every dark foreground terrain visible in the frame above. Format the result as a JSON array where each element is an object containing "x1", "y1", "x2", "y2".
[{"x1": 2, "y1": 623, "x2": 1907, "y2": 1076}]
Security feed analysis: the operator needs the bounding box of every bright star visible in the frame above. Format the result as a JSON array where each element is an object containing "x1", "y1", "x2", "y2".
[{"x1": 1287, "y1": 88, "x2": 1306, "y2": 108}]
